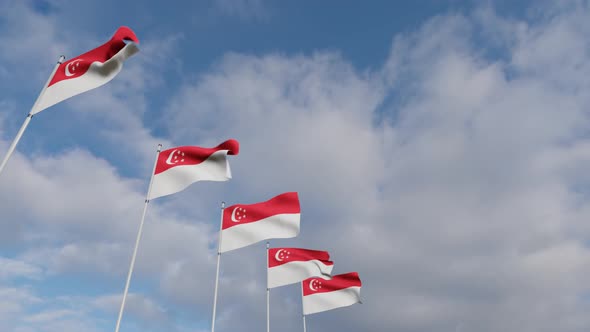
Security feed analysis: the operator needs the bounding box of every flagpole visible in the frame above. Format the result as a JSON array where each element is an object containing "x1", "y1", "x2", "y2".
[
  {"x1": 114, "y1": 143, "x2": 162, "y2": 332},
  {"x1": 303, "y1": 313, "x2": 307, "y2": 332},
  {"x1": 0, "y1": 55, "x2": 65, "y2": 177},
  {"x1": 211, "y1": 201, "x2": 225, "y2": 332},
  {"x1": 266, "y1": 241, "x2": 270, "y2": 332},
  {"x1": 301, "y1": 282, "x2": 307, "y2": 332}
]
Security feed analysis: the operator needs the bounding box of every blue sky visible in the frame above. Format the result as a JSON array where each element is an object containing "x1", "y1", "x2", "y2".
[{"x1": 3, "y1": 1, "x2": 590, "y2": 332}]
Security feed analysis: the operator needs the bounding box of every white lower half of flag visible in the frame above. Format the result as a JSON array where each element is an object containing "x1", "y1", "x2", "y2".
[
  {"x1": 149, "y1": 150, "x2": 232, "y2": 200},
  {"x1": 268, "y1": 260, "x2": 333, "y2": 289},
  {"x1": 31, "y1": 43, "x2": 139, "y2": 114},
  {"x1": 220, "y1": 213, "x2": 299, "y2": 253},
  {"x1": 303, "y1": 286, "x2": 361, "y2": 315}
]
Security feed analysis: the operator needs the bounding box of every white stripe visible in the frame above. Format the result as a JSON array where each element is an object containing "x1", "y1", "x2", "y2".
[
  {"x1": 149, "y1": 150, "x2": 231, "y2": 200},
  {"x1": 31, "y1": 43, "x2": 139, "y2": 114},
  {"x1": 303, "y1": 286, "x2": 361, "y2": 315},
  {"x1": 219, "y1": 213, "x2": 300, "y2": 253},
  {"x1": 268, "y1": 259, "x2": 333, "y2": 289}
]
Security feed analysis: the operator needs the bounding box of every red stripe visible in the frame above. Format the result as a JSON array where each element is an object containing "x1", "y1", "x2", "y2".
[
  {"x1": 302, "y1": 272, "x2": 361, "y2": 296},
  {"x1": 222, "y1": 192, "x2": 300, "y2": 230},
  {"x1": 49, "y1": 26, "x2": 139, "y2": 86},
  {"x1": 154, "y1": 139, "x2": 239, "y2": 175},
  {"x1": 268, "y1": 248, "x2": 332, "y2": 267}
]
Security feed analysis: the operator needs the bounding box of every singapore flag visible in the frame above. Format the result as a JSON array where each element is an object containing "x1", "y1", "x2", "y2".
[
  {"x1": 302, "y1": 272, "x2": 362, "y2": 315},
  {"x1": 148, "y1": 139, "x2": 239, "y2": 200},
  {"x1": 219, "y1": 192, "x2": 300, "y2": 253},
  {"x1": 31, "y1": 26, "x2": 139, "y2": 114},
  {"x1": 267, "y1": 248, "x2": 333, "y2": 289}
]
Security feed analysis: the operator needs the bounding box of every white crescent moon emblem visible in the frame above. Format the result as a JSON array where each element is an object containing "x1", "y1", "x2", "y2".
[
  {"x1": 65, "y1": 59, "x2": 83, "y2": 77},
  {"x1": 309, "y1": 279, "x2": 319, "y2": 292},
  {"x1": 275, "y1": 249, "x2": 285, "y2": 262},
  {"x1": 231, "y1": 207, "x2": 241, "y2": 222},
  {"x1": 165, "y1": 149, "x2": 179, "y2": 165}
]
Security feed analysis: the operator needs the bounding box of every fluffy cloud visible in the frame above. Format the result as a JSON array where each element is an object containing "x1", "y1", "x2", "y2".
[
  {"x1": 161, "y1": 3, "x2": 590, "y2": 332},
  {"x1": 3, "y1": 1, "x2": 590, "y2": 332},
  {"x1": 0, "y1": 257, "x2": 42, "y2": 280}
]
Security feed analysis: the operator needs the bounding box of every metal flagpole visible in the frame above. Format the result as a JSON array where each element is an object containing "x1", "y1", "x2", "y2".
[
  {"x1": 114, "y1": 143, "x2": 162, "y2": 332},
  {"x1": 303, "y1": 313, "x2": 307, "y2": 332},
  {"x1": 211, "y1": 201, "x2": 225, "y2": 332},
  {"x1": 267, "y1": 241, "x2": 270, "y2": 332},
  {"x1": 0, "y1": 55, "x2": 65, "y2": 176},
  {"x1": 301, "y1": 282, "x2": 307, "y2": 332}
]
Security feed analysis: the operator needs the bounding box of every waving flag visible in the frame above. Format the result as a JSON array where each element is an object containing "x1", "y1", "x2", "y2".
[
  {"x1": 219, "y1": 192, "x2": 300, "y2": 253},
  {"x1": 31, "y1": 26, "x2": 140, "y2": 114},
  {"x1": 302, "y1": 272, "x2": 362, "y2": 315},
  {"x1": 149, "y1": 139, "x2": 239, "y2": 200},
  {"x1": 268, "y1": 248, "x2": 333, "y2": 288}
]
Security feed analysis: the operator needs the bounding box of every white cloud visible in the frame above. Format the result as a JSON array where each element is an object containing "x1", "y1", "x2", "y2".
[
  {"x1": 0, "y1": 1, "x2": 69, "y2": 71},
  {"x1": 3, "y1": 1, "x2": 590, "y2": 332},
  {"x1": 0, "y1": 287, "x2": 41, "y2": 332},
  {"x1": 0, "y1": 257, "x2": 42, "y2": 280},
  {"x1": 159, "y1": 3, "x2": 590, "y2": 332},
  {"x1": 93, "y1": 293, "x2": 172, "y2": 327}
]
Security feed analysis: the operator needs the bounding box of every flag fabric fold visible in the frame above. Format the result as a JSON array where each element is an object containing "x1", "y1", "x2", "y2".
[
  {"x1": 31, "y1": 26, "x2": 140, "y2": 114},
  {"x1": 219, "y1": 192, "x2": 300, "y2": 253},
  {"x1": 148, "y1": 139, "x2": 239, "y2": 200},
  {"x1": 268, "y1": 248, "x2": 333, "y2": 288},
  {"x1": 302, "y1": 272, "x2": 362, "y2": 315}
]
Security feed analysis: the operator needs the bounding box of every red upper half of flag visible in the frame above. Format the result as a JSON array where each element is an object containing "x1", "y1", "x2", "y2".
[
  {"x1": 49, "y1": 26, "x2": 139, "y2": 86},
  {"x1": 268, "y1": 248, "x2": 332, "y2": 268},
  {"x1": 303, "y1": 272, "x2": 362, "y2": 296},
  {"x1": 222, "y1": 192, "x2": 300, "y2": 230},
  {"x1": 154, "y1": 139, "x2": 239, "y2": 175}
]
